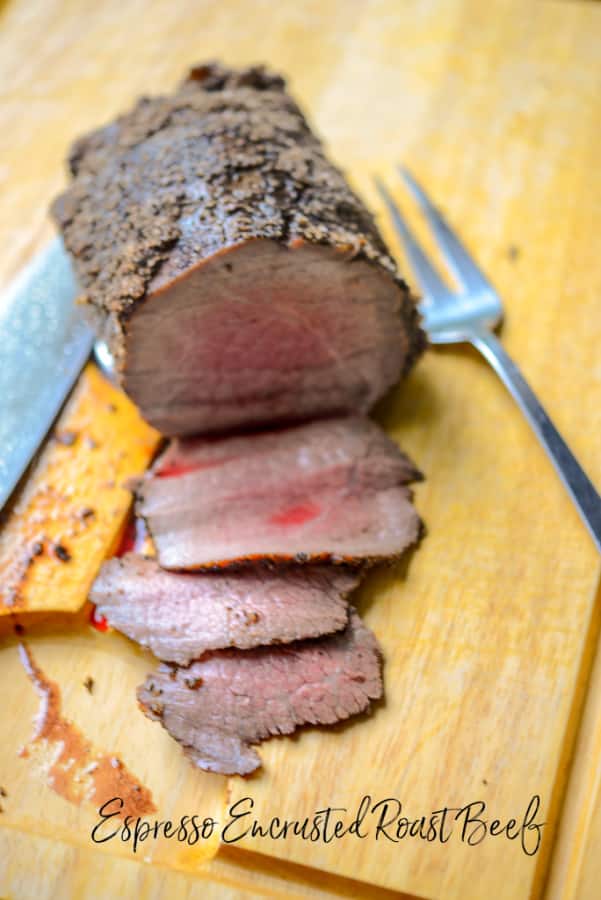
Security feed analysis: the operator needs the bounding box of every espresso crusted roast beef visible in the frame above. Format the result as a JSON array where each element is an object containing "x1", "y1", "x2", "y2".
[
  {"x1": 90, "y1": 554, "x2": 359, "y2": 664},
  {"x1": 134, "y1": 415, "x2": 422, "y2": 569},
  {"x1": 51, "y1": 63, "x2": 425, "y2": 436},
  {"x1": 138, "y1": 609, "x2": 381, "y2": 774}
]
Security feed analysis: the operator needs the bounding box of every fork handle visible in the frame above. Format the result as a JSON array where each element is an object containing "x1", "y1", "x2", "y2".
[{"x1": 470, "y1": 328, "x2": 601, "y2": 553}]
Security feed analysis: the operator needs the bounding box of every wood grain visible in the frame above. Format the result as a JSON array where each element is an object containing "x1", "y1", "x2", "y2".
[
  {"x1": 0, "y1": 829, "x2": 419, "y2": 899},
  {"x1": 0, "y1": 1, "x2": 600, "y2": 898},
  {"x1": 544, "y1": 581, "x2": 601, "y2": 900}
]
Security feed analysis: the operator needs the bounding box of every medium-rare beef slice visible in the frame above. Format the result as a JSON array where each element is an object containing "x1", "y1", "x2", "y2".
[
  {"x1": 90, "y1": 554, "x2": 359, "y2": 664},
  {"x1": 51, "y1": 62, "x2": 425, "y2": 436},
  {"x1": 137, "y1": 609, "x2": 382, "y2": 774},
  {"x1": 134, "y1": 415, "x2": 423, "y2": 569}
]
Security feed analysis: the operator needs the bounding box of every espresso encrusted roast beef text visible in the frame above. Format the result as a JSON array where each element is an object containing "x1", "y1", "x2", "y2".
[
  {"x1": 52, "y1": 62, "x2": 425, "y2": 436},
  {"x1": 134, "y1": 415, "x2": 423, "y2": 569},
  {"x1": 137, "y1": 609, "x2": 382, "y2": 774}
]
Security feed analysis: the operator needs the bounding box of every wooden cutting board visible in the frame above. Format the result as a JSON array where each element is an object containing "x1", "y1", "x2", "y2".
[{"x1": 1, "y1": 1, "x2": 601, "y2": 898}]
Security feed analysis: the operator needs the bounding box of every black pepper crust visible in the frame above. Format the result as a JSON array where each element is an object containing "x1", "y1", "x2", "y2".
[{"x1": 51, "y1": 62, "x2": 425, "y2": 372}]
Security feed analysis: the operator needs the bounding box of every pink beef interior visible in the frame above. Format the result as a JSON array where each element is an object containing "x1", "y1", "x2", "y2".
[
  {"x1": 124, "y1": 241, "x2": 408, "y2": 435},
  {"x1": 135, "y1": 415, "x2": 422, "y2": 569},
  {"x1": 137, "y1": 609, "x2": 382, "y2": 775},
  {"x1": 91, "y1": 554, "x2": 358, "y2": 665}
]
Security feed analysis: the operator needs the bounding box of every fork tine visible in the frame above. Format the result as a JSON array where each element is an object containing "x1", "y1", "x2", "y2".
[
  {"x1": 373, "y1": 176, "x2": 452, "y2": 304},
  {"x1": 398, "y1": 167, "x2": 491, "y2": 293}
]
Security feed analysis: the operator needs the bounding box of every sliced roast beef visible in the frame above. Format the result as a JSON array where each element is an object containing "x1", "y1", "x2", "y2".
[
  {"x1": 137, "y1": 609, "x2": 382, "y2": 774},
  {"x1": 90, "y1": 554, "x2": 358, "y2": 664},
  {"x1": 134, "y1": 415, "x2": 422, "y2": 569},
  {"x1": 51, "y1": 62, "x2": 425, "y2": 436}
]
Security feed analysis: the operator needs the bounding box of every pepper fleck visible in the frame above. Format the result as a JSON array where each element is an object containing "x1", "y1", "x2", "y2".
[{"x1": 53, "y1": 543, "x2": 72, "y2": 563}]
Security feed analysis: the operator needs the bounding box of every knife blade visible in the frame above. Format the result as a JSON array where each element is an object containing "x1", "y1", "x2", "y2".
[{"x1": 0, "y1": 237, "x2": 94, "y2": 512}]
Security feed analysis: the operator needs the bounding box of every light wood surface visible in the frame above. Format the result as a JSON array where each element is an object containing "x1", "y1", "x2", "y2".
[
  {"x1": 0, "y1": 828, "x2": 418, "y2": 900},
  {"x1": 0, "y1": 1, "x2": 600, "y2": 899},
  {"x1": 544, "y1": 579, "x2": 601, "y2": 900}
]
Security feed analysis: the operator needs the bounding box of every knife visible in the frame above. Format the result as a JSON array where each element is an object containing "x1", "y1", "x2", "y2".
[{"x1": 0, "y1": 237, "x2": 94, "y2": 512}]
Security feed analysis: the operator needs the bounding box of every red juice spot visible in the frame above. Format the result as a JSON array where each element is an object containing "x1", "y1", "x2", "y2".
[
  {"x1": 115, "y1": 516, "x2": 147, "y2": 556},
  {"x1": 155, "y1": 457, "x2": 235, "y2": 478},
  {"x1": 115, "y1": 516, "x2": 137, "y2": 556},
  {"x1": 269, "y1": 502, "x2": 320, "y2": 527},
  {"x1": 89, "y1": 606, "x2": 109, "y2": 633},
  {"x1": 155, "y1": 461, "x2": 202, "y2": 478}
]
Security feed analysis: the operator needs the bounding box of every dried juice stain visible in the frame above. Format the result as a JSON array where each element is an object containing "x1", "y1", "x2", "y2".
[{"x1": 18, "y1": 642, "x2": 155, "y2": 818}]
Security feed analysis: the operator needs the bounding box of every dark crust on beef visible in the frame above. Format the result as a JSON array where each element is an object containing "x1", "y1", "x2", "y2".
[
  {"x1": 135, "y1": 505, "x2": 423, "y2": 573},
  {"x1": 51, "y1": 61, "x2": 425, "y2": 374}
]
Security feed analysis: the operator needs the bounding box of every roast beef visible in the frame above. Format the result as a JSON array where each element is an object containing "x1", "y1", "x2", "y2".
[
  {"x1": 134, "y1": 415, "x2": 422, "y2": 569},
  {"x1": 90, "y1": 554, "x2": 358, "y2": 664},
  {"x1": 137, "y1": 609, "x2": 382, "y2": 774},
  {"x1": 51, "y1": 62, "x2": 425, "y2": 436}
]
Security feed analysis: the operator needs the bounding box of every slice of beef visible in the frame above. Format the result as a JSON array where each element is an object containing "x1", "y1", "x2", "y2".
[
  {"x1": 134, "y1": 415, "x2": 423, "y2": 569},
  {"x1": 90, "y1": 554, "x2": 359, "y2": 664},
  {"x1": 51, "y1": 62, "x2": 425, "y2": 436},
  {"x1": 137, "y1": 609, "x2": 382, "y2": 774}
]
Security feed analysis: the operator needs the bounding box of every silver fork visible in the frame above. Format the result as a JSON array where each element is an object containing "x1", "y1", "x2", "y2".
[{"x1": 376, "y1": 167, "x2": 601, "y2": 553}]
